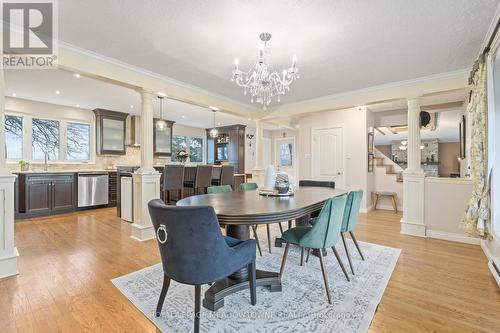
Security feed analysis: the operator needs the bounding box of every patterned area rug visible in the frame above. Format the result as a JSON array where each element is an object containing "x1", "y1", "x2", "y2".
[{"x1": 112, "y1": 240, "x2": 400, "y2": 333}]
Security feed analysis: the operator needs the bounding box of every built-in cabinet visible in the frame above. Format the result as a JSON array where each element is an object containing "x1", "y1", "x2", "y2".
[
  {"x1": 94, "y1": 109, "x2": 128, "y2": 155},
  {"x1": 18, "y1": 173, "x2": 76, "y2": 217},
  {"x1": 207, "y1": 124, "x2": 245, "y2": 173}
]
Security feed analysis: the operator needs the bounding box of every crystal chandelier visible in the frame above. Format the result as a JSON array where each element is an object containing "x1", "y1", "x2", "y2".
[{"x1": 231, "y1": 32, "x2": 299, "y2": 110}]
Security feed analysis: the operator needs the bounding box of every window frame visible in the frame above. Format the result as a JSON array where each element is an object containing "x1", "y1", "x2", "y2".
[
  {"x1": 5, "y1": 114, "x2": 24, "y2": 162},
  {"x1": 171, "y1": 134, "x2": 205, "y2": 164},
  {"x1": 5, "y1": 111, "x2": 95, "y2": 164}
]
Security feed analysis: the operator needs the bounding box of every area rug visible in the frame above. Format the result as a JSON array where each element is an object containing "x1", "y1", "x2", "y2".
[{"x1": 112, "y1": 239, "x2": 400, "y2": 333}]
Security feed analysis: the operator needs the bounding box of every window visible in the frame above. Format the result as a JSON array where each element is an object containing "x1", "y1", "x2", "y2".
[
  {"x1": 5, "y1": 115, "x2": 23, "y2": 160},
  {"x1": 172, "y1": 135, "x2": 204, "y2": 163},
  {"x1": 32, "y1": 118, "x2": 60, "y2": 161},
  {"x1": 67, "y1": 122, "x2": 90, "y2": 161},
  {"x1": 279, "y1": 143, "x2": 293, "y2": 166},
  {"x1": 189, "y1": 137, "x2": 203, "y2": 162},
  {"x1": 172, "y1": 135, "x2": 187, "y2": 161}
]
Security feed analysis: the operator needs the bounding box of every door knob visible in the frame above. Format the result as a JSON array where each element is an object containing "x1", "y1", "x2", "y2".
[{"x1": 337, "y1": 172, "x2": 343, "y2": 175}]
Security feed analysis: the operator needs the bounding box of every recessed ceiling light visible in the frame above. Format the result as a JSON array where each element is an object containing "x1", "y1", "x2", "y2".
[
  {"x1": 181, "y1": 115, "x2": 185, "y2": 119},
  {"x1": 55, "y1": 90, "x2": 60, "y2": 94},
  {"x1": 73, "y1": 73, "x2": 81, "y2": 78},
  {"x1": 76, "y1": 104, "x2": 80, "y2": 108},
  {"x1": 130, "y1": 105, "x2": 134, "y2": 109},
  {"x1": 12, "y1": 93, "x2": 16, "y2": 97}
]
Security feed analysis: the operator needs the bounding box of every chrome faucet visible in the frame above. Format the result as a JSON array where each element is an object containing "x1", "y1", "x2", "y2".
[{"x1": 44, "y1": 152, "x2": 49, "y2": 171}]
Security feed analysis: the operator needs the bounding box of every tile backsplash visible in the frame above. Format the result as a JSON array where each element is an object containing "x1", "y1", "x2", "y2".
[{"x1": 8, "y1": 146, "x2": 171, "y2": 172}]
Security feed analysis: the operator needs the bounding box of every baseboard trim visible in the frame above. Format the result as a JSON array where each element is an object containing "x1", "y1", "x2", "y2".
[
  {"x1": 130, "y1": 223, "x2": 155, "y2": 242},
  {"x1": 426, "y1": 229, "x2": 480, "y2": 245},
  {"x1": 0, "y1": 247, "x2": 19, "y2": 279},
  {"x1": 400, "y1": 219, "x2": 426, "y2": 237}
]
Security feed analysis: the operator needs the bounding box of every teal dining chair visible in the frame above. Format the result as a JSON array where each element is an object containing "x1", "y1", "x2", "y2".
[
  {"x1": 207, "y1": 185, "x2": 232, "y2": 194},
  {"x1": 340, "y1": 190, "x2": 364, "y2": 275},
  {"x1": 306, "y1": 190, "x2": 365, "y2": 274},
  {"x1": 279, "y1": 195, "x2": 350, "y2": 304},
  {"x1": 240, "y1": 182, "x2": 284, "y2": 254}
]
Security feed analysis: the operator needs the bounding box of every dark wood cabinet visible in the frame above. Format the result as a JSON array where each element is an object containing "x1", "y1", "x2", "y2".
[
  {"x1": 94, "y1": 109, "x2": 128, "y2": 155},
  {"x1": 153, "y1": 119, "x2": 174, "y2": 157},
  {"x1": 207, "y1": 124, "x2": 246, "y2": 173},
  {"x1": 18, "y1": 173, "x2": 76, "y2": 218}
]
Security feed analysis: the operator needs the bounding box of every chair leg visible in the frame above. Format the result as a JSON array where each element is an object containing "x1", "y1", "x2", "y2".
[
  {"x1": 373, "y1": 194, "x2": 379, "y2": 210},
  {"x1": 305, "y1": 248, "x2": 311, "y2": 263},
  {"x1": 350, "y1": 231, "x2": 365, "y2": 260},
  {"x1": 288, "y1": 220, "x2": 292, "y2": 229},
  {"x1": 300, "y1": 247, "x2": 305, "y2": 266},
  {"x1": 318, "y1": 249, "x2": 332, "y2": 304},
  {"x1": 332, "y1": 246, "x2": 350, "y2": 281},
  {"x1": 251, "y1": 225, "x2": 263, "y2": 257},
  {"x1": 341, "y1": 232, "x2": 355, "y2": 275},
  {"x1": 248, "y1": 261, "x2": 257, "y2": 305},
  {"x1": 156, "y1": 275, "x2": 171, "y2": 317},
  {"x1": 194, "y1": 285, "x2": 201, "y2": 333},
  {"x1": 391, "y1": 195, "x2": 398, "y2": 213},
  {"x1": 279, "y1": 242, "x2": 290, "y2": 277},
  {"x1": 266, "y1": 224, "x2": 272, "y2": 253},
  {"x1": 278, "y1": 222, "x2": 284, "y2": 235}
]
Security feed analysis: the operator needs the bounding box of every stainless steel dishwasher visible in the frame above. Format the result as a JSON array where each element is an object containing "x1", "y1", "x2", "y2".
[{"x1": 78, "y1": 172, "x2": 109, "y2": 207}]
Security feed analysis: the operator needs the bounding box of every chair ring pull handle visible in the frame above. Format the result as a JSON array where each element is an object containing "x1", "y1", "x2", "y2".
[{"x1": 157, "y1": 224, "x2": 167, "y2": 244}]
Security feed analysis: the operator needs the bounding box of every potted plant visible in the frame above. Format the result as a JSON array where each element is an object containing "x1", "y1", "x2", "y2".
[
  {"x1": 19, "y1": 160, "x2": 30, "y2": 171},
  {"x1": 176, "y1": 149, "x2": 189, "y2": 164}
]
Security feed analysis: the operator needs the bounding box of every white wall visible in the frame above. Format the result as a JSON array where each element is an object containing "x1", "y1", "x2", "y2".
[
  {"x1": 296, "y1": 107, "x2": 370, "y2": 211},
  {"x1": 424, "y1": 177, "x2": 477, "y2": 244}
]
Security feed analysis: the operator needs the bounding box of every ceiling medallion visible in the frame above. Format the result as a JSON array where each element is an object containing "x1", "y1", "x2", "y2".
[{"x1": 231, "y1": 32, "x2": 300, "y2": 110}]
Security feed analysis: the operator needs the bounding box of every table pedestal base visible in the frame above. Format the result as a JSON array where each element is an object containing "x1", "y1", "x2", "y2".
[{"x1": 203, "y1": 269, "x2": 281, "y2": 311}]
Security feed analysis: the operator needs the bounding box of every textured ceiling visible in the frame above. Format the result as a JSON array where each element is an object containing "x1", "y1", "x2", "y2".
[{"x1": 59, "y1": 0, "x2": 498, "y2": 106}]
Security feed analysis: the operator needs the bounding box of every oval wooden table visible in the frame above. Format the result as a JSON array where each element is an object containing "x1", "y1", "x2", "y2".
[{"x1": 177, "y1": 186, "x2": 346, "y2": 311}]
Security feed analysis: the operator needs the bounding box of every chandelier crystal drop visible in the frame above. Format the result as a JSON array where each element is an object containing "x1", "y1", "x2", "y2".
[{"x1": 231, "y1": 32, "x2": 299, "y2": 110}]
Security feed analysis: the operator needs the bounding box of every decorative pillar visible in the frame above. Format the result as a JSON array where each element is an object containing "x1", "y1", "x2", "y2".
[
  {"x1": 0, "y1": 68, "x2": 19, "y2": 278},
  {"x1": 252, "y1": 119, "x2": 265, "y2": 186},
  {"x1": 131, "y1": 89, "x2": 161, "y2": 241},
  {"x1": 401, "y1": 97, "x2": 426, "y2": 237}
]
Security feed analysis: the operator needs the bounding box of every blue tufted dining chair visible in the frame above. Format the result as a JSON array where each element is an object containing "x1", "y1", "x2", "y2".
[
  {"x1": 148, "y1": 199, "x2": 257, "y2": 333},
  {"x1": 339, "y1": 190, "x2": 364, "y2": 275},
  {"x1": 279, "y1": 195, "x2": 349, "y2": 304}
]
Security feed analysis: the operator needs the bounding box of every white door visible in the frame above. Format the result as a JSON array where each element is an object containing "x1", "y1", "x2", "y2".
[
  {"x1": 312, "y1": 128, "x2": 344, "y2": 188},
  {"x1": 275, "y1": 137, "x2": 296, "y2": 183}
]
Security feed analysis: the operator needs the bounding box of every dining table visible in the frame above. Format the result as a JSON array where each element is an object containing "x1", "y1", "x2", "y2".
[{"x1": 176, "y1": 186, "x2": 347, "y2": 311}]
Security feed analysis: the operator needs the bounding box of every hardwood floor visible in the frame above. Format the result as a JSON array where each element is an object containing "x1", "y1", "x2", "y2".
[{"x1": 2, "y1": 208, "x2": 499, "y2": 332}]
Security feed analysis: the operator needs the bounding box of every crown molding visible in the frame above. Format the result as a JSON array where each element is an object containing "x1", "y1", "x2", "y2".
[
  {"x1": 263, "y1": 69, "x2": 469, "y2": 119},
  {"x1": 58, "y1": 41, "x2": 263, "y2": 114}
]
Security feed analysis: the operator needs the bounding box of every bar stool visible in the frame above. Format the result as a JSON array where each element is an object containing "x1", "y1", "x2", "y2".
[
  {"x1": 162, "y1": 165, "x2": 185, "y2": 204},
  {"x1": 211, "y1": 167, "x2": 222, "y2": 186},
  {"x1": 220, "y1": 165, "x2": 235, "y2": 186},
  {"x1": 184, "y1": 165, "x2": 213, "y2": 195}
]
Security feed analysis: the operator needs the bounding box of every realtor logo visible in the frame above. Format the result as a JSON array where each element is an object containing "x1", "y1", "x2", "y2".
[{"x1": 2, "y1": 0, "x2": 58, "y2": 68}]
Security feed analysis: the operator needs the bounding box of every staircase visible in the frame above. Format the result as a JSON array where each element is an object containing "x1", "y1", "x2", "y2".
[
  {"x1": 372, "y1": 148, "x2": 404, "y2": 211},
  {"x1": 374, "y1": 157, "x2": 403, "y2": 182}
]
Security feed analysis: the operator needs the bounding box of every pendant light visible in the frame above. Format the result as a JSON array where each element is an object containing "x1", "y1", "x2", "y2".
[
  {"x1": 156, "y1": 96, "x2": 167, "y2": 131},
  {"x1": 209, "y1": 108, "x2": 219, "y2": 138}
]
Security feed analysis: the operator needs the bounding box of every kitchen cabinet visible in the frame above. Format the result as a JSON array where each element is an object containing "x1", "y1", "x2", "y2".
[
  {"x1": 94, "y1": 109, "x2": 128, "y2": 155},
  {"x1": 154, "y1": 119, "x2": 174, "y2": 157},
  {"x1": 18, "y1": 173, "x2": 76, "y2": 217},
  {"x1": 207, "y1": 124, "x2": 246, "y2": 173}
]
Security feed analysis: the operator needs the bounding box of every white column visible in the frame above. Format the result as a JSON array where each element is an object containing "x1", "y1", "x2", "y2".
[
  {"x1": 131, "y1": 89, "x2": 161, "y2": 241},
  {"x1": 0, "y1": 68, "x2": 19, "y2": 278},
  {"x1": 401, "y1": 97, "x2": 426, "y2": 237},
  {"x1": 252, "y1": 119, "x2": 265, "y2": 186}
]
